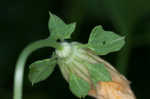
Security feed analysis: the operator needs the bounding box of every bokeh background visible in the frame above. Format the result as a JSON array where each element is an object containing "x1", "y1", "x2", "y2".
[{"x1": 3, "y1": 0, "x2": 150, "y2": 98}]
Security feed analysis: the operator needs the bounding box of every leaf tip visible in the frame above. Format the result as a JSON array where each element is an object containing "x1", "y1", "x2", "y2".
[
  {"x1": 48, "y1": 11, "x2": 52, "y2": 16},
  {"x1": 32, "y1": 82, "x2": 34, "y2": 86},
  {"x1": 72, "y1": 22, "x2": 77, "y2": 26},
  {"x1": 94, "y1": 25, "x2": 103, "y2": 30}
]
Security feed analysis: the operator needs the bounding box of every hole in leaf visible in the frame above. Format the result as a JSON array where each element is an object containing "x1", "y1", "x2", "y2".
[
  {"x1": 102, "y1": 41, "x2": 106, "y2": 45},
  {"x1": 57, "y1": 39, "x2": 61, "y2": 42}
]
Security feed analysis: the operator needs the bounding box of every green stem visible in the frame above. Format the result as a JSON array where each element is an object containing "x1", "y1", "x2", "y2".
[{"x1": 13, "y1": 39, "x2": 55, "y2": 99}]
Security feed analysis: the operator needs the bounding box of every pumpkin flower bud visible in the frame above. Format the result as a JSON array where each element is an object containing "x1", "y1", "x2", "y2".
[
  {"x1": 13, "y1": 12, "x2": 136, "y2": 99},
  {"x1": 56, "y1": 42, "x2": 136, "y2": 99}
]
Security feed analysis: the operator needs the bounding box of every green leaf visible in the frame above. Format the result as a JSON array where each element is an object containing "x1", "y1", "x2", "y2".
[
  {"x1": 48, "y1": 12, "x2": 76, "y2": 40},
  {"x1": 87, "y1": 63, "x2": 112, "y2": 86},
  {"x1": 88, "y1": 25, "x2": 125, "y2": 55},
  {"x1": 28, "y1": 58, "x2": 56, "y2": 85},
  {"x1": 69, "y1": 73, "x2": 90, "y2": 98}
]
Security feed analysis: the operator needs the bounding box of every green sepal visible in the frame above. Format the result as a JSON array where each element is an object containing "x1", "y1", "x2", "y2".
[
  {"x1": 48, "y1": 12, "x2": 76, "y2": 40},
  {"x1": 87, "y1": 63, "x2": 112, "y2": 86},
  {"x1": 69, "y1": 73, "x2": 90, "y2": 98},
  {"x1": 88, "y1": 25, "x2": 125, "y2": 55},
  {"x1": 28, "y1": 58, "x2": 57, "y2": 85}
]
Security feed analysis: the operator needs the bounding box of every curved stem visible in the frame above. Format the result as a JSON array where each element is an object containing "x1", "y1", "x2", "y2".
[{"x1": 13, "y1": 39, "x2": 54, "y2": 99}]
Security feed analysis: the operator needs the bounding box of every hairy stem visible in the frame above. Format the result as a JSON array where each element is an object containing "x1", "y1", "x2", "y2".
[{"x1": 13, "y1": 39, "x2": 52, "y2": 99}]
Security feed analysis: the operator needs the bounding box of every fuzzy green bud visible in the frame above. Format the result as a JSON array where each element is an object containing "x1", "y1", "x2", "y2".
[
  {"x1": 56, "y1": 42, "x2": 111, "y2": 85},
  {"x1": 55, "y1": 42, "x2": 135, "y2": 99}
]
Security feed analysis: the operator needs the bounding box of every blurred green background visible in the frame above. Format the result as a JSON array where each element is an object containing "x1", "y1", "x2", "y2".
[{"x1": 3, "y1": 0, "x2": 150, "y2": 98}]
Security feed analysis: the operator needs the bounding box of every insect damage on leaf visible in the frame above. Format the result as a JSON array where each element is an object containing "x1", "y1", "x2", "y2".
[{"x1": 88, "y1": 25, "x2": 125, "y2": 55}]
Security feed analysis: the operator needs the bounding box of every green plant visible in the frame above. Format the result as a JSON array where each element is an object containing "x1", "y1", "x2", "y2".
[{"x1": 13, "y1": 12, "x2": 135, "y2": 99}]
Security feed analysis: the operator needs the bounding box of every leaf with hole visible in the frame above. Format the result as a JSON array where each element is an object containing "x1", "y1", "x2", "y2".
[{"x1": 88, "y1": 25, "x2": 125, "y2": 55}]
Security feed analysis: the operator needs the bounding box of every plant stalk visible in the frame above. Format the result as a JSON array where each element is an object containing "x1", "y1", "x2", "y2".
[{"x1": 13, "y1": 39, "x2": 52, "y2": 99}]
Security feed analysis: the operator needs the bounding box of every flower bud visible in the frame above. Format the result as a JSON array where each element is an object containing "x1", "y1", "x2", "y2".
[{"x1": 56, "y1": 42, "x2": 136, "y2": 99}]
